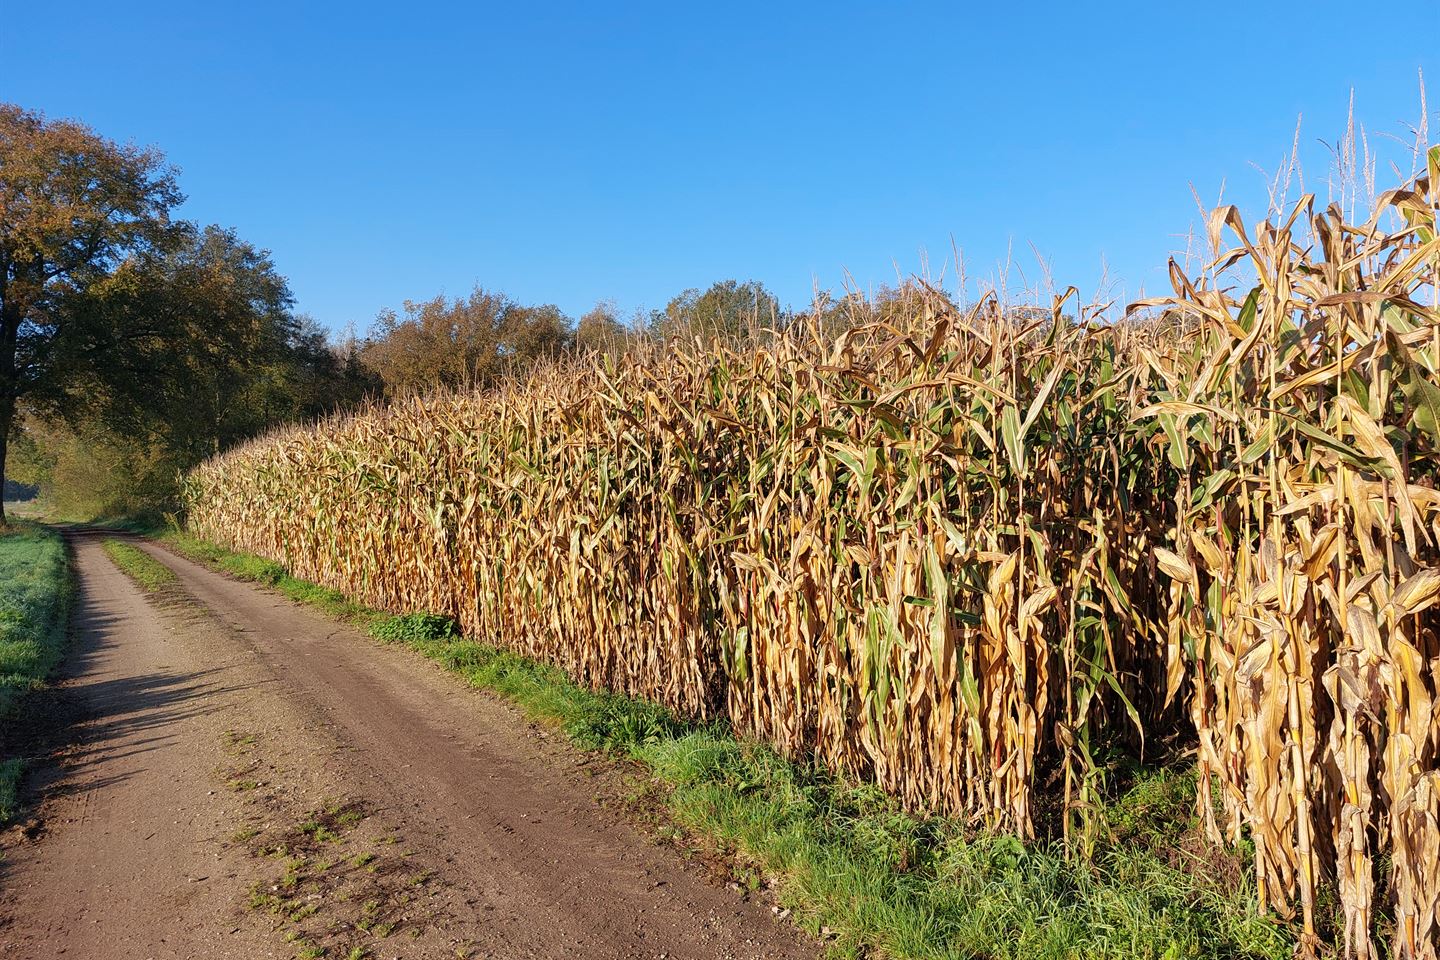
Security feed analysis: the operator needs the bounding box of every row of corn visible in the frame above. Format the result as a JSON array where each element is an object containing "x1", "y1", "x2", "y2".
[{"x1": 184, "y1": 150, "x2": 1440, "y2": 956}]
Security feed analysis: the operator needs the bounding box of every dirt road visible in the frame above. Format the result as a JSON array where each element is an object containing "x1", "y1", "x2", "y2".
[{"x1": 0, "y1": 530, "x2": 815, "y2": 960}]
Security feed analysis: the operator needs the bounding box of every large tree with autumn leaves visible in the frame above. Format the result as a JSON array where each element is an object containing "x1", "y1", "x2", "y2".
[
  {"x1": 0, "y1": 104, "x2": 373, "y2": 520},
  {"x1": 0, "y1": 103, "x2": 185, "y2": 520}
]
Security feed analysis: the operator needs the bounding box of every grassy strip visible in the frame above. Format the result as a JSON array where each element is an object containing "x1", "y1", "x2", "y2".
[
  {"x1": 157, "y1": 530, "x2": 1296, "y2": 960},
  {"x1": 0, "y1": 759, "x2": 21, "y2": 820},
  {"x1": 0, "y1": 523, "x2": 72, "y2": 821},
  {"x1": 102, "y1": 539, "x2": 178, "y2": 592}
]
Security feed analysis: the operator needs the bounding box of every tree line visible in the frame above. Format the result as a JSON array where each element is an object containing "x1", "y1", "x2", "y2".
[{"x1": 0, "y1": 102, "x2": 928, "y2": 520}]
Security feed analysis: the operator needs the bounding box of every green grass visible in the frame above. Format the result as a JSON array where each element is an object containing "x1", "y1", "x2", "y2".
[
  {"x1": 0, "y1": 758, "x2": 22, "y2": 820},
  {"x1": 646, "y1": 739, "x2": 1291, "y2": 959},
  {"x1": 0, "y1": 522, "x2": 72, "y2": 821},
  {"x1": 102, "y1": 539, "x2": 178, "y2": 592},
  {"x1": 159, "y1": 530, "x2": 1297, "y2": 960}
]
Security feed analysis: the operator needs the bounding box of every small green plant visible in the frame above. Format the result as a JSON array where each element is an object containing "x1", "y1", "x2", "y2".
[
  {"x1": 248, "y1": 885, "x2": 283, "y2": 913},
  {"x1": 0, "y1": 759, "x2": 22, "y2": 823},
  {"x1": 280, "y1": 856, "x2": 307, "y2": 890},
  {"x1": 223, "y1": 730, "x2": 257, "y2": 750},
  {"x1": 298, "y1": 819, "x2": 340, "y2": 844},
  {"x1": 333, "y1": 809, "x2": 363, "y2": 828},
  {"x1": 368, "y1": 612, "x2": 458, "y2": 646}
]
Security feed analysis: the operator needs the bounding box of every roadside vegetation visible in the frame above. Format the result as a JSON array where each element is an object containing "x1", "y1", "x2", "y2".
[
  {"x1": 101, "y1": 539, "x2": 177, "y2": 593},
  {"x1": 0, "y1": 523, "x2": 71, "y2": 821},
  {"x1": 158, "y1": 530, "x2": 1293, "y2": 959}
]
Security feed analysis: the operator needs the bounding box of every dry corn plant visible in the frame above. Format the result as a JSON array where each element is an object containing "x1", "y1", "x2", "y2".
[
  {"x1": 1133, "y1": 145, "x2": 1440, "y2": 959},
  {"x1": 183, "y1": 146, "x2": 1440, "y2": 957}
]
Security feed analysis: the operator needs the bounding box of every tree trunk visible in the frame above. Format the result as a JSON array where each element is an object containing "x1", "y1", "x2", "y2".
[
  {"x1": 0, "y1": 294, "x2": 20, "y2": 528},
  {"x1": 0, "y1": 396, "x2": 10, "y2": 527}
]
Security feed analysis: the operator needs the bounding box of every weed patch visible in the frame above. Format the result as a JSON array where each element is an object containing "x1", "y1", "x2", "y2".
[{"x1": 236, "y1": 796, "x2": 446, "y2": 959}]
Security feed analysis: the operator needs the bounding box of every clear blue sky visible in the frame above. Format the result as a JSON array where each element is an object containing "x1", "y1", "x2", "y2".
[{"x1": 5, "y1": 2, "x2": 1435, "y2": 333}]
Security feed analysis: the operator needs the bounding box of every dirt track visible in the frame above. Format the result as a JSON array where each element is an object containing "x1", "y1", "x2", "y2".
[{"x1": 0, "y1": 530, "x2": 815, "y2": 959}]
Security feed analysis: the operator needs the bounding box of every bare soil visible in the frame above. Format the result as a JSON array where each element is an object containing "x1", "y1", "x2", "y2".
[{"x1": 0, "y1": 530, "x2": 816, "y2": 960}]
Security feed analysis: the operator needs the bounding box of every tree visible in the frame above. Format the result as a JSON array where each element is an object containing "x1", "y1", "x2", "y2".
[
  {"x1": 649, "y1": 280, "x2": 783, "y2": 340},
  {"x1": 17, "y1": 228, "x2": 375, "y2": 516},
  {"x1": 575, "y1": 300, "x2": 630, "y2": 355},
  {"x1": 57, "y1": 225, "x2": 302, "y2": 457},
  {"x1": 870, "y1": 280, "x2": 946, "y2": 324},
  {"x1": 499, "y1": 302, "x2": 572, "y2": 367},
  {"x1": 8, "y1": 414, "x2": 175, "y2": 521},
  {"x1": 361, "y1": 288, "x2": 509, "y2": 397},
  {"x1": 0, "y1": 103, "x2": 184, "y2": 521},
  {"x1": 801, "y1": 290, "x2": 870, "y2": 338},
  {"x1": 359, "y1": 287, "x2": 574, "y2": 398},
  {"x1": 282, "y1": 315, "x2": 382, "y2": 420}
]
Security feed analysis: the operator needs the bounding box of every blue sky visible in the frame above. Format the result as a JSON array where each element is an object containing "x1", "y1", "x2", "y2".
[{"x1": 6, "y1": 2, "x2": 1435, "y2": 333}]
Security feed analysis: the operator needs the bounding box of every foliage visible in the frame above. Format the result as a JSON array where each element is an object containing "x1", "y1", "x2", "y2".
[
  {"x1": 367, "y1": 612, "x2": 459, "y2": 646},
  {"x1": 16, "y1": 418, "x2": 178, "y2": 521},
  {"x1": 67, "y1": 227, "x2": 364, "y2": 459},
  {"x1": 574, "y1": 300, "x2": 634, "y2": 356},
  {"x1": 0, "y1": 103, "x2": 375, "y2": 520},
  {"x1": 649, "y1": 279, "x2": 783, "y2": 339},
  {"x1": 359, "y1": 287, "x2": 572, "y2": 398},
  {"x1": 0, "y1": 103, "x2": 184, "y2": 519}
]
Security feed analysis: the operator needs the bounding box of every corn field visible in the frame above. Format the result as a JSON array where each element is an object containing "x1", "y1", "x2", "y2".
[{"x1": 184, "y1": 148, "x2": 1440, "y2": 956}]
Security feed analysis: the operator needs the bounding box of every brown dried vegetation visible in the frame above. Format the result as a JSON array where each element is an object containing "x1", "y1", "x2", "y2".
[{"x1": 184, "y1": 148, "x2": 1440, "y2": 956}]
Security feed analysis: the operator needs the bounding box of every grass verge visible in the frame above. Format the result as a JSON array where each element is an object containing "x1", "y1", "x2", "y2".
[
  {"x1": 156, "y1": 529, "x2": 1297, "y2": 959},
  {"x1": 0, "y1": 522, "x2": 72, "y2": 821},
  {"x1": 102, "y1": 539, "x2": 178, "y2": 592}
]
